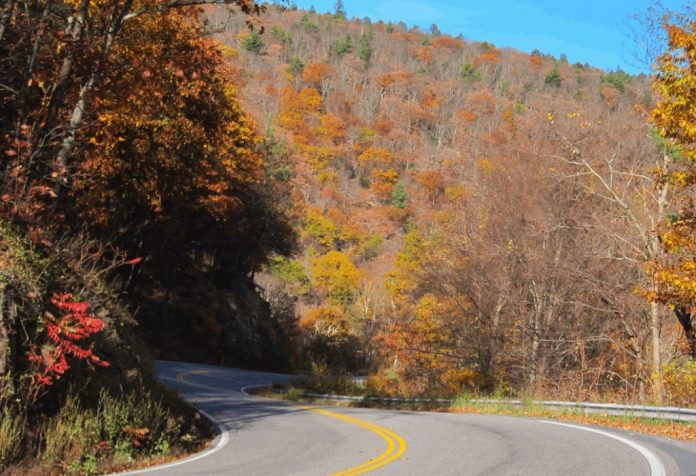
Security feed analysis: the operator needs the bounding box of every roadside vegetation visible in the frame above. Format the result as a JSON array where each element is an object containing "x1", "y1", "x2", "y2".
[{"x1": 258, "y1": 382, "x2": 696, "y2": 443}]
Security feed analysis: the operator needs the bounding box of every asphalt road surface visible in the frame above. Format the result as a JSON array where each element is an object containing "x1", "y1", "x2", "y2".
[{"x1": 116, "y1": 361, "x2": 696, "y2": 476}]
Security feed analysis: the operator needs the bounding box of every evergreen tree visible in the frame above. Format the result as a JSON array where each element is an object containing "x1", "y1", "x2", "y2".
[
  {"x1": 243, "y1": 30, "x2": 265, "y2": 54},
  {"x1": 331, "y1": 34, "x2": 352, "y2": 57},
  {"x1": 544, "y1": 65, "x2": 562, "y2": 87},
  {"x1": 392, "y1": 181, "x2": 408, "y2": 209},
  {"x1": 334, "y1": 0, "x2": 346, "y2": 18},
  {"x1": 358, "y1": 32, "x2": 372, "y2": 66}
]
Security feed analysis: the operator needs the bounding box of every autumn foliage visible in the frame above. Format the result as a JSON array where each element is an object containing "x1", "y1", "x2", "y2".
[
  {"x1": 646, "y1": 17, "x2": 696, "y2": 358},
  {"x1": 209, "y1": 4, "x2": 696, "y2": 402},
  {"x1": 27, "y1": 294, "x2": 108, "y2": 387}
]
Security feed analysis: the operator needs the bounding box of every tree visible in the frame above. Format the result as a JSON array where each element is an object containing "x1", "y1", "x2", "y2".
[
  {"x1": 243, "y1": 30, "x2": 265, "y2": 54},
  {"x1": 391, "y1": 181, "x2": 408, "y2": 209},
  {"x1": 647, "y1": 16, "x2": 696, "y2": 358},
  {"x1": 312, "y1": 251, "x2": 360, "y2": 305},
  {"x1": 601, "y1": 69, "x2": 631, "y2": 93},
  {"x1": 0, "y1": 0, "x2": 265, "y2": 228},
  {"x1": 331, "y1": 34, "x2": 352, "y2": 57},
  {"x1": 333, "y1": 0, "x2": 346, "y2": 19},
  {"x1": 544, "y1": 65, "x2": 562, "y2": 87},
  {"x1": 358, "y1": 31, "x2": 373, "y2": 66}
]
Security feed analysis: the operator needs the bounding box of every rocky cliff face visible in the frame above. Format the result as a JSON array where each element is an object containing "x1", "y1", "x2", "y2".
[{"x1": 138, "y1": 273, "x2": 295, "y2": 371}]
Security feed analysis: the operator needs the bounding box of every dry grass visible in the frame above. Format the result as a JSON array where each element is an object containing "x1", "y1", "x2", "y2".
[{"x1": 0, "y1": 407, "x2": 22, "y2": 468}]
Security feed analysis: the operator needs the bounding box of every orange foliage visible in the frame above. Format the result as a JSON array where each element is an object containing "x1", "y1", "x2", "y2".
[
  {"x1": 371, "y1": 168, "x2": 399, "y2": 202},
  {"x1": 466, "y1": 90, "x2": 496, "y2": 115},
  {"x1": 317, "y1": 114, "x2": 346, "y2": 144},
  {"x1": 378, "y1": 71, "x2": 415, "y2": 89},
  {"x1": 75, "y1": 11, "x2": 263, "y2": 228},
  {"x1": 277, "y1": 86, "x2": 323, "y2": 139},
  {"x1": 420, "y1": 87, "x2": 440, "y2": 109},
  {"x1": 372, "y1": 118, "x2": 393, "y2": 135},
  {"x1": 458, "y1": 110, "x2": 478, "y2": 123},
  {"x1": 414, "y1": 170, "x2": 444, "y2": 202},
  {"x1": 392, "y1": 32, "x2": 419, "y2": 43},
  {"x1": 473, "y1": 48, "x2": 502, "y2": 66},
  {"x1": 432, "y1": 36, "x2": 464, "y2": 50},
  {"x1": 530, "y1": 55, "x2": 543, "y2": 70},
  {"x1": 600, "y1": 85, "x2": 620, "y2": 109},
  {"x1": 302, "y1": 62, "x2": 335, "y2": 87},
  {"x1": 358, "y1": 147, "x2": 395, "y2": 169},
  {"x1": 416, "y1": 46, "x2": 434, "y2": 64},
  {"x1": 300, "y1": 306, "x2": 349, "y2": 335}
]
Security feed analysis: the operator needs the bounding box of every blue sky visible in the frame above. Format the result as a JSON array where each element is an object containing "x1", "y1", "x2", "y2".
[{"x1": 290, "y1": 0, "x2": 692, "y2": 74}]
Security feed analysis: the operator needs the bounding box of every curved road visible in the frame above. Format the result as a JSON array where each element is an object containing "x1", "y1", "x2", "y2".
[{"x1": 117, "y1": 361, "x2": 696, "y2": 476}]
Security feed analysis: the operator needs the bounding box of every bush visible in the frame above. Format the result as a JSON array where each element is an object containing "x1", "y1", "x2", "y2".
[{"x1": 37, "y1": 387, "x2": 177, "y2": 473}]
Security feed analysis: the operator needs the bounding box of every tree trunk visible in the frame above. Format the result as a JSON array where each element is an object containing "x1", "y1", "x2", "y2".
[
  {"x1": 650, "y1": 300, "x2": 663, "y2": 403},
  {"x1": 675, "y1": 306, "x2": 696, "y2": 359},
  {"x1": 54, "y1": 0, "x2": 133, "y2": 184}
]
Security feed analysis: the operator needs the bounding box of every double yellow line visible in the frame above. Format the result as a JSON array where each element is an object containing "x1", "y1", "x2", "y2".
[
  {"x1": 176, "y1": 369, "x2": 407, "y2": 475},
  {"x1": 175, "y1": 369, "x2": 210, "y2": 382},
  {"x1": 301, "y1": 406, "x2": 407, "y2": 476}
]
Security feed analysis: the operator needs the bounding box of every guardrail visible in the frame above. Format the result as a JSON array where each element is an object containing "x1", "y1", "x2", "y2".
[{"x1": 298, "y1": 392, "x2": 696, "y2": 423}]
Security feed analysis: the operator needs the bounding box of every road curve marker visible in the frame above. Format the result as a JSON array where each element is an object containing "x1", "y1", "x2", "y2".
[{"x1": 539, "y1": 420, "x2": 667, "y2": 476}]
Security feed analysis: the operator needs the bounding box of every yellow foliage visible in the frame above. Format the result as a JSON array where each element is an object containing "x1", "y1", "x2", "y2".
[
  {"x1": 647, "y1": 19, "x2": 696, "y2": 339},
  {"x1": 444, "y1": 183, "x2": 468, "y2": 202},
  {"x1": 311, "y1": 251, "x2": 361, "y2": 305},
  {"x1": 303, "y1": 208, "x2": 338, "y2": 247},
  {"x1": 358, "y1": 147, "x2": 395, "y2": 168},
  {"x1": 663, "y1": 360, "x2": 696, "y2": 406},
  {"x1": 475, "y1": 158, "x2": 498, "y2": 175},
  {"x1": 300, "y1": 306, "x2": 349, "y2": 336}
]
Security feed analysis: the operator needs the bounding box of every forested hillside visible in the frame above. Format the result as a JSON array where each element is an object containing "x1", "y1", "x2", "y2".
[{"x1": 208, "y1": 4, "x2": 696, "y2": 404}]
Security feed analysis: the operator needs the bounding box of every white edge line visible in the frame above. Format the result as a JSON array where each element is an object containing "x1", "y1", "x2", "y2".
[
  {"x1": 539, "y1": 420, "x2": 667, "y2": 476},
  {"x1": 108, "y1": 407, "x2": 229, "y2": 475}
]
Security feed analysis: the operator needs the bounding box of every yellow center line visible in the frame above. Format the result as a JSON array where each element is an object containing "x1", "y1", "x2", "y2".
[
  {"x1": 175, "y1": 369, "x2": 210, "y2": 382},
  {"x1": 177, "y1": 371, "x2": 407, "y2": 475},
  {"x1": 300, "y1": 405, "x2": 407, "y2": 476}
]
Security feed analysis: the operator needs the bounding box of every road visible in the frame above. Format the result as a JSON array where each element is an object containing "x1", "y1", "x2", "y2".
[{"x1": 117, "y1": 361, "x2": 696, "y2": 476}]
